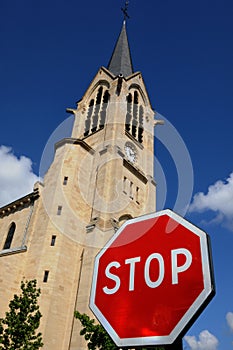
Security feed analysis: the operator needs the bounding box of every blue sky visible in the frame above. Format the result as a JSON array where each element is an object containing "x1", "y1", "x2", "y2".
[{"x1": 1, "y1": 1, "x2": 233, "y2": 349}]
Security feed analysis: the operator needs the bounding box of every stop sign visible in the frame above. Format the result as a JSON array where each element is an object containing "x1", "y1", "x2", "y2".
[{"x1": 90, "y1": 209, "x2": 215, "y2": 347}]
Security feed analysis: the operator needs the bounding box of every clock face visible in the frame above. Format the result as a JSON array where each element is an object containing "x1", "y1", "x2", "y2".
[{"x1": 125, "y1": 143, "x2": 137, "y2": 163}]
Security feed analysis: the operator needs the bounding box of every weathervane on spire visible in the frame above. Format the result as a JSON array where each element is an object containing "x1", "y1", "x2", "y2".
[{"x1": 121, "y1": 1, "x2": 130, "y2": 22}]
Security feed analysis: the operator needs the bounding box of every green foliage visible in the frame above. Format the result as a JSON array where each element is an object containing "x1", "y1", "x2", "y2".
[
  {"x1": 74, "y1": 311, "x2": 165, "y2": 350},
  {"x1": 74, "y1": 311, "x2": 118, "y2": 350},
  {"x1": 0, "y1": 279, "x2": 43, "y2": 350}
]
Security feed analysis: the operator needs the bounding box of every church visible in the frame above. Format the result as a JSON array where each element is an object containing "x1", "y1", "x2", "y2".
[{"x1": 0, "y1": 14, "x2": 160, "y2": 350}]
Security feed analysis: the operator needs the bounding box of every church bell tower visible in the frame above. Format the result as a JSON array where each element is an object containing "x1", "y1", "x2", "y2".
[
  {"x1": 42, "y1": 20, "x2": 157, "y2": 241},
  {"x1": 68, "y1": 20, "x2": 156, "y2": 230}
]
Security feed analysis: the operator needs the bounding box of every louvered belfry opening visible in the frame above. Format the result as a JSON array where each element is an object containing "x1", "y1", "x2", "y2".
[
  {"x1": 125, "y1": 90, "x2": 144, "y2": 144},
  {"x1": 84, "y1": 86, "x2": 110, "y2": 137}
]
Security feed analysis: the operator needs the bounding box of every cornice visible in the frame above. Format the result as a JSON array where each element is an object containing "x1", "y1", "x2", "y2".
[
  {"x1": 55, "y1": 138, "x2": 95, "y2": 155},
  {"x1": 123, "y1": 158, "x2": 148, "y2": 184},
  {"x1": 0, "y1": 188, "x2": 39, "y2": 218}
]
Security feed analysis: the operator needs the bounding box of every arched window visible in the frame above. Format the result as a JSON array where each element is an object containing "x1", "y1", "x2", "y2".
[
  {"x1": 125, "y1": 93, "x2": 132, "y2": 132},
  {"x1": 99, "y1": 90, "x2": 110, "y2": 129},
  {"x1": 92, "y1": 87, "x2": 103, "y2": 133},
  {"x1": 132, "y1": 91, "x2": 139, "y2": 138},
  {"x1": 84, "y1": 86, "x2": 110, "y2": 137},
  {"x1": 84, "y1": 99, "x2": 94, "y2": 136},
  {"x1": 125, "y1": 90, "x2": 144, "y2": 144},
  {"x1": 3, "y1": 222, "x2": 16, "y2": 249},
  {"x1": 138, "y1": 105, "x2": 144, "y2": 143}
]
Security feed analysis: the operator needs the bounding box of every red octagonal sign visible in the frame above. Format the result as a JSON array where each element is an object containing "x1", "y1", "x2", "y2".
[{"x1": 90, "y1": 210, "x2": 215, "y2": 347}]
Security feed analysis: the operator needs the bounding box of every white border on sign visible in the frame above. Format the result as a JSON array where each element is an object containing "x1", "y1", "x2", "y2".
[{"x1": 89, "y1": 209, "x2": 214, "y2": 347}]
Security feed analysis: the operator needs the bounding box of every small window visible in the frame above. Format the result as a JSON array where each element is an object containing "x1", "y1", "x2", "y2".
[
  {"x1": 123, "y1": 176, "x2": 127, "y2": 194},
  {"x1": 136, "y1": 186, "x2": 140, "y2": 204},
  {"x1": 63, "y1": 176, "x2": 68, "y2": 185},
  {"x1": 51, "y1": 235, "x2": 56, "y2": 246},
  {"x1": 130, "y1": 181, "x2": 133, "y2": 199},
  {"x1": 57, "y1": 205, "x2": 62, "y2": 215},
  {"x1": 3, "y1": 222, "x2": 16, "y2": 250},
  {"x1": 43, "y1": 270, "x2": 49, "y2": 283}
]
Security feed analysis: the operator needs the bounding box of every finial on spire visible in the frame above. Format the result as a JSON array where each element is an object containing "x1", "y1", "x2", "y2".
[{"x1": 121, "y1": 1, "x2": 130, "y2": 22}]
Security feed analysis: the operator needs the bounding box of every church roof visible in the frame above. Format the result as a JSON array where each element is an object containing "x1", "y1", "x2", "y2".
[{"x1": 107, "y1": 21, "x2": 133, "y2": 77}]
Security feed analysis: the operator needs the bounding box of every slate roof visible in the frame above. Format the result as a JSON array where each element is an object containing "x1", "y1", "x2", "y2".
[{"x1": 107, "y1": 21, "x2": 133, "y2": 77}]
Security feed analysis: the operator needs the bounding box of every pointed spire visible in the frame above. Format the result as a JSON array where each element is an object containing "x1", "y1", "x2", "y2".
[{"x1": 107, "y1": 21, "x2": 134, "y2": 77}]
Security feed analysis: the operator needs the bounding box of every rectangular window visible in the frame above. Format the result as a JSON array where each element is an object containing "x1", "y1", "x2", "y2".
[
  {"x1": 43, "y1": 270, "x2": 49, "y2": 283},
  {"x1": 130, "y1": 181, "x2": 133, "y2": 199},
  {"x1": 51, "y1": 235, "x2": 56, "y2": 246},
  {"x1": 63, "y1": 176, "x2": 68, "y2": 185},
  {"x1": 136, "y1": 186, "x2": 140, "y2": 204},
  {"x1": 123, "y1": 176, "x2": 127, "y2": 194},
  {"x1": 57, "y1": 205, "x2": 62, "y2": 215}
]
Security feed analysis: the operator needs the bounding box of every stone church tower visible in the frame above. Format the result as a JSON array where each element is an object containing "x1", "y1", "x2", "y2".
[{"x1": 0, "y1": 20, "x2": 158, "y2": 349}]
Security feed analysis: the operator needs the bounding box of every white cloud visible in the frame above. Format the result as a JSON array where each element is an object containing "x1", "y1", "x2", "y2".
[
  {"x1": 0, "y1": 146, "x2": 40, "y2": 207},
  {"x1": 189, "y1": 172, "x2": 233, "y2": 230},
  {"x1": 185, "y1": 330, "x2": 219, "y2": 350},
  {"x1": 226, "y1": 312, "x2": 233, "y2": 332}
]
